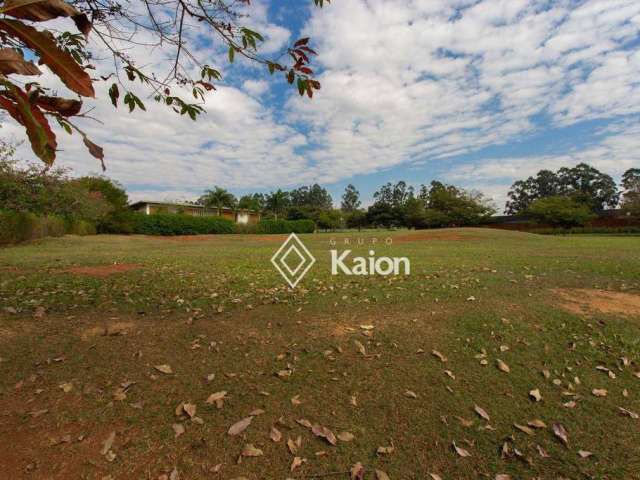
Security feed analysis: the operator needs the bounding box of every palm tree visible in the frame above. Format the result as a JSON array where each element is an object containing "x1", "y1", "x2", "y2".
[
  {"x1": 266, "y1": 189, "x2": 289, "y2": 220},
  {"x1": 199, "y1": 187, "x2": 237, "y2": 215}
]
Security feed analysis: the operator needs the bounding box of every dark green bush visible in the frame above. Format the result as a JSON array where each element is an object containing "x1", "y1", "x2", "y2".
[
  {"x1": 256, "y1": 219, "x2": 315, "y2": 234},
  {"x1": 533, "y1": 226, "x2": 640, "y2": 235},
  {"x1": 527, "y1": 196, "x2": 595, "y2": 227},
  {"x1": 0, "y1": 211, "x2": 66, "y2": 244},
  {"x1": 132, "y1": 213, "x2": 235, "y2": 235},
  {"x1": 97, "y1": 210, "x2": 139, "y2": 234},
  {"x1": 67, "y1": 219, "x2": 97, "y2": 236}
]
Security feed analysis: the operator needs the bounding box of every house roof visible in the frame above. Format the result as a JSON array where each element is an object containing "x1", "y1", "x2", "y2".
[{"x1": 129, "y1": 201, "x2": 257, "y2": 214}]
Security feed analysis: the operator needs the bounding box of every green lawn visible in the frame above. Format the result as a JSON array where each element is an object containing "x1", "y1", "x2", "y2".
[{"x1": 0, "y1": 229, "x2": 639, "y2": 479}]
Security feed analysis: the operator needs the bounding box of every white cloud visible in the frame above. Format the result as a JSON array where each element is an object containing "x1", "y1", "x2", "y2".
[
  {"x1": 242, "y1": 79, "x2": 270, "y2": 97},
  {"x1": 2, "y1": 0, "x2": 640, "y2": 205}
]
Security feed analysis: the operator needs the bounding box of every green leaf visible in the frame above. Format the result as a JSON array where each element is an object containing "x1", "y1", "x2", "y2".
[
  {"x1": 108, "y1": 83, "x2": 119, "y2": 108},
  {"x1": 228, "y1": 46, "x2": 235, "y2": 63}
]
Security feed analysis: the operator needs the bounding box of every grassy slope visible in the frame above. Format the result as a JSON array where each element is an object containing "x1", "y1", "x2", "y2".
[{"x1": 0, "y1": 229, "x2": 639, "y2": 479}]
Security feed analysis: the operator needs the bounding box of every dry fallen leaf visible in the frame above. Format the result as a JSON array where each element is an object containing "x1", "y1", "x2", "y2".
[
  {"x1": 101, "y1": 431, "x2": 116, "y2": 456},
  {"x1": 514, "y1": 423, "x2": 535, "y2": 436},
  {"x1": 228, "y1": 416, "x2": 252, "y2": 436},
  {"x1": 172, "y1": 423, "x2": 185, "y2": 438},
  {"x1": 536, "y1": 444, "x2": 550, "y2": 458},
  {"x1": 354, "y1": 340, "x2": 367, "y2": 356},
  {"x1": 287, "y1": 436, "x2": 302, "y2": 455},
  {"x1": 578, "y1": 450, "x2": 593, "y2": 458},
  {"x1": 456, "y1": 416, "x2": 474, "y2": 428},
  {"x1": 270, "y1": 426, "x2": 282, "y2": 442},
  {"x1": 592, "y1": 389, "x2": 608, "y2": 397},
  {"x1": 404, "y1": 390, "x2": 418, "y2": 399},
  {"x1": 496, "y1": 359, "x2": 510, "y2": 373},
  {"x1": 429, "y1": 475, "x2": 443, "y2": 480},
  {"x1": 452, "y1": 441, "x2": 471, "y2": 457},
  {"x1": 474, "y1": 405, "x2": 490, "y2": 422},
  {"x1": 618, "y1": 407, "x2": 639, "y2": 419},
  {"x1": 241, "y1": 444, "x2": 263, "y2": 457},
  {"x1": 529, "y1": 388, "x2": 543, "y2": 402},
  {"x1": 527, "y1": 419, "x2": 547, "y2": 429},
  {"x1": 375, "y1": 469, "x2": 390, "y2": 480},
  {"x1": 432, "y1": 350, "x2": 447, "y2": 362},
  {"x1": 495, "y1": 475, "x2": 512, "y2": 480},
  {"x1": 59, "y1": 382, "x2": 73, "y2": 393},
  {"x1": 552, "y1": 422, "x2": 569, "y2": 446},
  {"x1": 377, "y1": 442, "x2": 395, "y2": 455},
  {"x1": 337, "y1": 431, "x2": 355, "y2": 442},
  {"x1": 206, "y1": 391, "x2": 227, "y2": 408},
  {"x1": 350, "y1": 462, "x2": 365, "y2": 480},
  {"x1": 182, "y1": 403, "x2": 196, "y2": 418},
  {"x1": 291, "y1": 457, "x2": 306, "y2": 472},
  {"x1": 312, "y1": 424, "x2": 337, "y2": 446},
  {"x1": 154, "y1": 364, "x2": 173, "y2": 375}
]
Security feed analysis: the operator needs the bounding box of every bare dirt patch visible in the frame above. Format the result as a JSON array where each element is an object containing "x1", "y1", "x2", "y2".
[
  {"x1": 393, "y1": 232, "x2": 479, "y2": 243},
  {"x1": 249, "y1": 234, "x2": 289, "y2": 243},
  {"x1": 553, "y1": 288, "x2": 640, "y2": 317},
  {"x1": 79, "y1": 321, "x2": 136, "y2": 341},
  {"x1": 64, "y1": 264, "x2": 141, "y2": 277}
]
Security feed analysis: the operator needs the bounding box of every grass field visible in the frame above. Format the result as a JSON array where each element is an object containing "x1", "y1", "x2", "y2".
[{"x1": 1, "y1": 228, "x2": 639, "y2": 480}]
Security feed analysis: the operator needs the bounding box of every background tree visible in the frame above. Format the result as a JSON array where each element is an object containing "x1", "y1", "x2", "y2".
[
  {"x1": 556, "y1": 163, "x2": 618, "y2": 210},
  {"x1": 0, "y1": 0, "x2": 329, "y2": 167},
  {"x1": 621, "y1": 168, "x2": 640, "y2": 218},
  {"x1": 265, "y1": 189, "x2": 290, "y2": 220},
  {"x1": 368, "y1": 181, "x2": 414, "y2": 227},
  {"x1": 238, "y1": 193, "x2": 265, "y2": 212},
  {"x1": 341, "y1": 184, "x2": 361, "y2": 212},
  {"x1": 198, "y1": 186, "x2": 237, "y2": 214},
  {"x1": 506, "y1": 163, "x2": 618, "y2": 214},
  {"x1": 345, "y1": 209, "x2": 367, "y2": 231},
  {"x1": 527, "y1": 196, "x2": 595, "y2": 228}
]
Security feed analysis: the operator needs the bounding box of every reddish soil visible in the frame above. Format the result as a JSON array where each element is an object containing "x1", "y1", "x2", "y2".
[
  {"x1": 553, "y1": 288, "x2": 640, "y2": 317},
  {"x1": 64, "y1": 264, "x2": 141, "y2": 277}
]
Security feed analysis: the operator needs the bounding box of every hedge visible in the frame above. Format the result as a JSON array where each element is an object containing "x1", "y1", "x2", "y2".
[
  {"x1": 0, "y1": 211, "x2": 66, "y2": 245},
  {"x1": 256, "y1": 219, "x2": 315, "y2": 234},
  {"x1": 132, "y1": 213, "x2": 235, "y2": 235},
  {"x1": 532, "y1": 226, "x2": 640, "y2": 235}
]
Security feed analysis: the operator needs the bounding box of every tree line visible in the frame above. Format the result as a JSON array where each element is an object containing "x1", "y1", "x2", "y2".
[
  {"x1": 506, "y1": 163, "x2": 640, "y2": 227},
  {"x1": 197, "y1": 180, "x2": 496, "y2": 230}
]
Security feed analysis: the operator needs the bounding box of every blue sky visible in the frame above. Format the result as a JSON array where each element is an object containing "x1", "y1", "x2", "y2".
[{"x1": 4, "y1": 0, "x2": 640, "y2": 210}]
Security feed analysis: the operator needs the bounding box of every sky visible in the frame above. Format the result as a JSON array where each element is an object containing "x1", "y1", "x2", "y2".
[{"x1": 2, "y1": 0, "x2": 640, "y2": 211}]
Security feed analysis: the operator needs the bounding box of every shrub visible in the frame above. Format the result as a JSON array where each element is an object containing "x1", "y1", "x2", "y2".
[
  {"x1": 67, "y1": 219, "x2": 97, "y2": 236},
  {"x1": 234, "y1": 223, "x2": 259, "y2": 234},
  {"x1": 97, "y1": 210, "x2": 139, "y2": 234},
  {"x1": 0, "y1": 211, "x2": 66, "y2": 244},
  {"x1": 256, "y1": 219, "x2": 315, "y2": 234},
  {"x1": 132, "y1": 213, "x2": 235, "y2": 235},
  {"x1": 527, "y1": 196, "x2": 596, "y2": 228},
  {"x1": 533, "y1": 226, "x2": 640, "y2": 235}
]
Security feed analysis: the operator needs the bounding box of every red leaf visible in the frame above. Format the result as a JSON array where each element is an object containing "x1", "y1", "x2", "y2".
[
  {"x1": 294, "y1": 37, "x2": 309, "y2": 47},
  {"x1": 0, "y1": 48, "x2": 41, "y2": 75},
  {"x1": 0, "y1": 19, "x2": 94, "y2": 97},
  {"x1": 0, "y1": 80, "x2": 56, "y2": 164},
  {"x1": 36, "y1": 95, "x2": 82, "y2": 116}
]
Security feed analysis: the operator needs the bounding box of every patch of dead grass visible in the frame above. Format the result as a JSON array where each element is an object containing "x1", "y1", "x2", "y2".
[
  {"x1": 553, "y1": 288, "x2": 640, "y2": 317},
  {"x1": 63, "y1": 264, "x2": 141, "y2": 277},
  {"x1": 79, "y1": 321, "x2": 136, "y2": 341}
]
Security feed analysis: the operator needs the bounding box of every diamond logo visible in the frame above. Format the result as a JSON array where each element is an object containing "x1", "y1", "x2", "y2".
[{"x1": 271, "y1": 233, "x2": 316, "y2": 288}]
